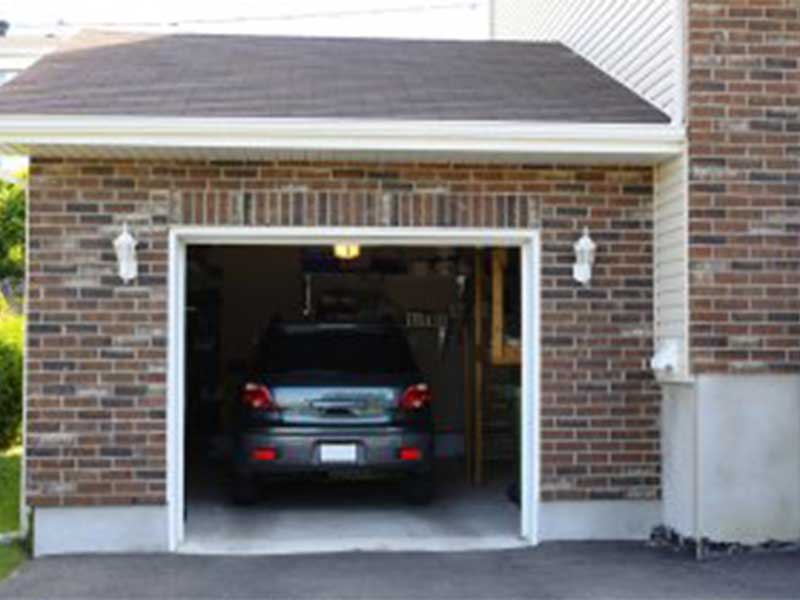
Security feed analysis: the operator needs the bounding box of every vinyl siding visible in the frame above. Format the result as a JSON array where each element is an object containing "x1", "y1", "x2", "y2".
[{"x1": 654, "y1": 153, "x2": 690, "y2": 378}]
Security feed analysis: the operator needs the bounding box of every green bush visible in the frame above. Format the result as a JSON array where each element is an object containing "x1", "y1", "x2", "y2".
[
  {"x1": 0, "y1": 178, "x2": 25, "y2": 283},
  {"x1": 0, "y1": 296, "x2": 22, "y2": 450}
]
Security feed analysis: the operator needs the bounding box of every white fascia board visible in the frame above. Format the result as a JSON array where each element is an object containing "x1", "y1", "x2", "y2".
[{"x1": 0, "y1": 115, "x2": 685, "y2": 160}]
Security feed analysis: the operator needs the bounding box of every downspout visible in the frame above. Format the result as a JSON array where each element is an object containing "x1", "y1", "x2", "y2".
[
  {"x1": 676, "y1": 0, "x2": 699, "y2": 557},
  {"x1": 19, "y1": 164, "x2": 30, "y2": 539},
  {"x1": 694, "y1": 383, "x2": 704, "y2": 560}
]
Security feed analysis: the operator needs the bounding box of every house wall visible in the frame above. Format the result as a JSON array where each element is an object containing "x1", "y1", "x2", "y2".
[
  {"x1": 695, "y1": 375, "x2": 800, "y2": 543},
  {"x1": 687, "y1": 0, "x2": 800, "y2": 375},
  {"x1": 661, "y1": 374, "x2": 800, "y2": 546},
  {"x1": 490, "y1": 0, "x2": 685, "y2": 123},
  {"x1": 484, "y1": 0, "x2": 800, "y2": 546},
  {"x1": 654, "y1": 154, "x2": 691, "y2": 378},
  {"x1": 25, "y1": 158, "x2": 660, "y2": 514},
  {"x1": 657, "y1": 0, "x2": 800, "y2": 547}
]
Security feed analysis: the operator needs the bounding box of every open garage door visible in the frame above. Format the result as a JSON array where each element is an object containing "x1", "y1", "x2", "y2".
[{"x1": 167, "y1": 229, "x2": 540, "y2": 553}]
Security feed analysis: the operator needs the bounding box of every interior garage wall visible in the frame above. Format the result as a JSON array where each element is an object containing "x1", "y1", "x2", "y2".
[
  {"x1": 202, "y1": 246, "x2": 304, "y2": 363},
  {"x1": 24, "y1": 157, "x2": 659, "y2": 508}
]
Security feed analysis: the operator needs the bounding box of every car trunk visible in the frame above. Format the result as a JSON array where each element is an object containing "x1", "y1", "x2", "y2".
[{"x1": 249, "y1": 324, "x2": 422, "y2": 426}]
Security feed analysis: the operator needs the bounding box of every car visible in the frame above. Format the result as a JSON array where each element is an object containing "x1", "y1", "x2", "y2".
[{"x1": 231, "y1": 321, "x2": 435, "y2": 505}]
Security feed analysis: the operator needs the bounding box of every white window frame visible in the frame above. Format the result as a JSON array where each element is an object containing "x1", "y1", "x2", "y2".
[{"x1": 166, "y1": 226, "x2": 542, "y2": 551}]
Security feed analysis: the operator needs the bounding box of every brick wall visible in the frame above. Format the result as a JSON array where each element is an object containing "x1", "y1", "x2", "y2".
[
  {"x1": 688, "y1": 0, "x2": 800, "y2": 373},
  {"x1": 25, "y1": 158, "x2": 659, "y2": 506},
  {"x1": 538, "y1": 168, "x2": 659, "y2": 500}
]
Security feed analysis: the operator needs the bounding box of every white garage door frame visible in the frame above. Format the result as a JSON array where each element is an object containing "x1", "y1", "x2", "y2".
[{"x1": 166, "y1": 226, "x2": 542, "y2": 552}]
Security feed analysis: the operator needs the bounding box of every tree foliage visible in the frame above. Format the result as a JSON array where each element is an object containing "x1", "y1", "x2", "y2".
[
  {"x1": 0, "y1": 175, "x2": 25, "y2": 449},
  {"x1": 0, "y1": 177, "x2": 25, "y2": 282},
  {"x1": 0, "y1": 295, "x2": 22, "y2": 449}
]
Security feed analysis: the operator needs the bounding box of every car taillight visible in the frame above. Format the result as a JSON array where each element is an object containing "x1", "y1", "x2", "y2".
[
  {"x1": 399, "y1": 447, "x2": 423, "y2": 461},
  {"x1": 399, "y1": 384, "x2": 431, "y2": 412},
  {"x1": 241, "y1": 383, "x2": 277, "y2": 411},
  {"x1": 251, "y1": 447, "x2": 278, "y2": 461}
]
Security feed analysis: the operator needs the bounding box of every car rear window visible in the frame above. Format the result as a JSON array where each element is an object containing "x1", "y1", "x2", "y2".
[{"x1": 259, "y1": 326, "x2": 417, "y2": 374}]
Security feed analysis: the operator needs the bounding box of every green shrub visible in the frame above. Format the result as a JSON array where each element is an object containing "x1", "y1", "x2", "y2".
[
  {"x1": 0, "y1": 178, "x2": 25, "y2": 283},
  {"x1": 0, "y1": 297, "x2": 22, "y2": 450}
]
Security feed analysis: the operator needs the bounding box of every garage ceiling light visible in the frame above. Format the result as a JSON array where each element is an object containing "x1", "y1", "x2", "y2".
[{"x1": 333, "y1": 244, "x2": 360, "y2": 260}]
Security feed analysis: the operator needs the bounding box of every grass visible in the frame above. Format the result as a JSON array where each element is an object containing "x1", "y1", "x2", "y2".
[
  {"x1": 0, "y1": 542, "x2": 24, "y2": 581},
  {"x1": 0, "y1": 446, "x2": 24, "y2": 582},
  {"x1": 0, "y1": 446, "x2": 20, "y2": 534}
]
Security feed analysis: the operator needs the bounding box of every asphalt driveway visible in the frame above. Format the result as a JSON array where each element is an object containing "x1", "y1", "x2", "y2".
[{"x1": 1, "y1": 542, "x2": 799, "y2": 600}]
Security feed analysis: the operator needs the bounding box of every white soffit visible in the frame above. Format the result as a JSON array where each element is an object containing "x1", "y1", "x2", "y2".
[{"x1": 0, "y1": 116, "x2": 685, "y2": 165}]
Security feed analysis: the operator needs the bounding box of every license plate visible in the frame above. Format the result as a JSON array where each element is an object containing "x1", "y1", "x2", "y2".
[{"x1": 320, "y1": 444, "x2": 358, "y2": 463}]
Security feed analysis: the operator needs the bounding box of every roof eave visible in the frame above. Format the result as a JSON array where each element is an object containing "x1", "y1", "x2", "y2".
[{"x1": 0, "y1": 115, "x2": 685, "y2": 164}]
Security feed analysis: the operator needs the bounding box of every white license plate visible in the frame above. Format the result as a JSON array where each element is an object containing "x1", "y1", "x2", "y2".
[{"x1": 320, "y1": 444, "x2": 358, "y2": 463}]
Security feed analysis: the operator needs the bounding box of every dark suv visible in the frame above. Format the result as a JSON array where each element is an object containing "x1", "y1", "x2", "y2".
[{"x1": 231, "y1": 322, "x2": 435, "y2": 504}]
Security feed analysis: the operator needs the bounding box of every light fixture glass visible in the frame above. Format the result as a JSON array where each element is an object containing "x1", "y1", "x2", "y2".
[
  {"x1": 572, "y1": 227, "x2": 596, "y2": 286},
  {"x1": 333, "y1": 244, "x2": 360, "y2": 260},
  {"x1": 113, "y1": 222, "x2": 138, "y2": 283}
]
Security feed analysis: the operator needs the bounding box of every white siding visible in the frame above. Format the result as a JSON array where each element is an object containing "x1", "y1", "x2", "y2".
[
  {"x1": 490, "y1": 0, "x2": 685, "y2": 124},
  {"x1": 653, "y1": 153, "x2": 689, "y2": 379}
]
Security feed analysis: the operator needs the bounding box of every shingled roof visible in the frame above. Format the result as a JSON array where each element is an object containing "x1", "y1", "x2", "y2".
[{"x1": 0, "y1": 30, "x2": 669, "y2": 123}]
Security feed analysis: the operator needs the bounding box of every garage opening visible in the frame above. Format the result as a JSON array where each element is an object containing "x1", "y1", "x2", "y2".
[{"x1": 178, "y1": 241, "x2": 532, "y2": 554}]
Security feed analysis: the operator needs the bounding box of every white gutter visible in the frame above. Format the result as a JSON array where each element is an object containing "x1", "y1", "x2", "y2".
[{"x1": 0, "y1": 115, "x2": 685, "y2": 161}]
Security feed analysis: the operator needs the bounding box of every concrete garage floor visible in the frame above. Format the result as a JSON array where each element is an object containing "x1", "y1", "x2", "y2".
[
  {"x1": 3, "y1": 543, "x2": 799, "y2": 600},
  {"x1": 182, "y1": 463, "x2": 524, "y2": 554}
]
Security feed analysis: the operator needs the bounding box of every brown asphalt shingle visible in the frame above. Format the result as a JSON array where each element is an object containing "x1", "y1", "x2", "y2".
[{"x1": 0, "y1": 30, "x2": 669, "y2": 123}]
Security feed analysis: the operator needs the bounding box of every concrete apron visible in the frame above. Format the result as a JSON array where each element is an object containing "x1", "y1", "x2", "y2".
[{"x1": 180, "y1": 477, "x2": 526, "y2": 556}]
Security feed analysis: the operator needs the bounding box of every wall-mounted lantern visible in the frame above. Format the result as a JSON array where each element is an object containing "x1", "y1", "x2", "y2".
[
  {"x1": 113, "y1": 222, "x2": 138, "y2": 284},
  {"x1": 572, "y1": 227, "x2": 596, "y2": 286}
]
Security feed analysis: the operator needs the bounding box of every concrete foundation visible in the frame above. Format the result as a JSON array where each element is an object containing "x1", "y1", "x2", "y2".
[
  {"x1": 34, "y1": 506, "x2": 170, "y2": 556},
  {"x1": 33, "y1": 480, "x2": 660, "y2": 555},
  {"x1": 661, "y1": 374, "x2": 800, "y2": 545},
  {"x1": 539, "y1": 500, "x2": 660, "y2": 541}
]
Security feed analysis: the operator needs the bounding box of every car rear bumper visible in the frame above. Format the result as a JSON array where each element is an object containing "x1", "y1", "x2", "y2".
[{"x1": 235, "y1": 426, "x2": 434, "y2": 475}]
